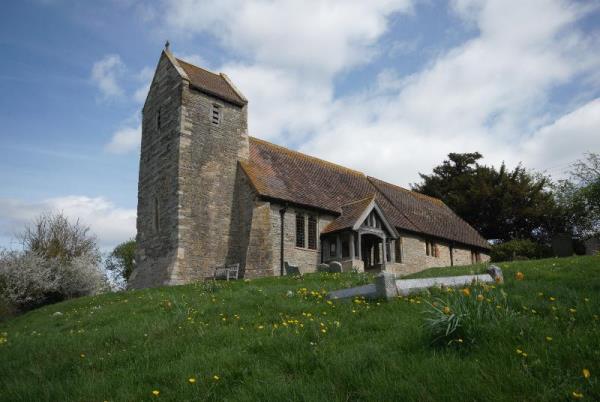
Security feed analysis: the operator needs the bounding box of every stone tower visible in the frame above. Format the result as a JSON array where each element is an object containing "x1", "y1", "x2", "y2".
[{"x1": 129, "y1": 48, "x2": 249, "y2": 288}]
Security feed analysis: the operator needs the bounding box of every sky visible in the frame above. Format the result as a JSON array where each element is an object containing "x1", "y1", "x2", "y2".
[{"x1": 0, "y1": 0, "x2": 599, "y2": 251}]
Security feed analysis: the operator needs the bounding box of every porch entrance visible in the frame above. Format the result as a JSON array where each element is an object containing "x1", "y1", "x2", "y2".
[{"x1": 361, "y1": 233, "x2": 384, "y2": 272}]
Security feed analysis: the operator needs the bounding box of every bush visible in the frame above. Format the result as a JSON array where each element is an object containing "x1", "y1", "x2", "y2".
[
  {"x1": 0, "y1": 250, "x2": 108, "y2": 313},
  {"x1": 422, "y1": 284, "x2": 514, "y2": 346},
  {"x1": 490, "y1": 239, "x2": 552, "y2": 262}
]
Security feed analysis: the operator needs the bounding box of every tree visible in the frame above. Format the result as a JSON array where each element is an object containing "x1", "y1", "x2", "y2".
[
  {"x1": 105, "y1": 239, "x2": 136, "y2": 283},
  {"x1": 412, "y1": 153, "x2": 561, "y2": 242},
  {"x1": 553, "y1": 153, "x2": 600, "y2": 238},
  {"x1": 19, "y1": 212, "x2": 100, "y2": 262}
]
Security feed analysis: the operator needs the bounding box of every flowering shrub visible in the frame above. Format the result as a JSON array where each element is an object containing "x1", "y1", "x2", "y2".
[
  {"x1": 0, "y1": 250, "x2": 108, "y2": 313},
  {"x1": 422, "y1": 284, "x2": 514, "y2": 346}
]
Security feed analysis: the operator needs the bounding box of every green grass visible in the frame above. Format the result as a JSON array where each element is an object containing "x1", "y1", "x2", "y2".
[{"x1": 1, "y1": 256, "x2": 599, "y2": 401}]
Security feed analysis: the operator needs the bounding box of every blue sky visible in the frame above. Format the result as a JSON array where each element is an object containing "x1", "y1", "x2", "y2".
[{"x1": 1, "y1": 0, "x2": 599, "y2": 250}]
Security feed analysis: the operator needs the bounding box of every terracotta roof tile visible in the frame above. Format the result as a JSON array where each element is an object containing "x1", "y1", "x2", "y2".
[
  {"x1": 322, "y1": 196, "x2": 375, "y2": 234},
  {"x1": 243, "y1": 137, "x2": 489, "y2": 250},
  {"x1": 176, "y1": 58, "x2": 246, "y2": 106}
]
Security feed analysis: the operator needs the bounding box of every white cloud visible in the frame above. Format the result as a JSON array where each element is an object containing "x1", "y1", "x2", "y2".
[
  {"x1": 105, "y1": 124, "x2": 141, "y2": 154},
  {"x1": 155, "y1": 0, "x2": 599, "y2": 188},
  {"x1": 522, "y1": 98, "x2": 600, "y2": 175},
  {"x1": 163, "y1": 0, "x2": 413, "y2": 76},
  {"x1": 0, "y1": 196, "x2": 136, "y2": 251},
  {"x1": 91, "y1": 54, "x2": 125, "y2": 99}
]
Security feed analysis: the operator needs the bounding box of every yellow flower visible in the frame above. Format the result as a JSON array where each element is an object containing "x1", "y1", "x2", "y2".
[
  {"x1": 515, "y1": 272, "x2": 524, "y2": 281},
  {"x1": 213, "y1": 375, "x2": 220, "y2": 381},
  {"x1": 152, "y1": 390, "x2": 160, "y2": 396},
  {"x1": 188, "y1": 377, "x2": 196, "y2": 384},
  {"x1": 257, "y1": 325, "x2": 264, "y2": 330},
  {"x1": 443, "y1": 306, "x2": 451, "y2": 315},
  {"x1": 516, "y1": 349, "x2": 522, "y2": 355},
  {"x1": 583, "y1": 368, "x2": 590, "y2": 379},
  {"x1": 476, "y1": 294, "x2": 484, "y2": 302},
  {"x1": 321, "y1": 329, "x2": 327, "y2": 333},
  {"x1": 461, "y1": 288, "x2": 471, "y2": 297},
  {"x1": 545, "y1": 336, "x2": 553, "y2": 342},
  {"x1": 569, "y1": 308, "x2": 577, "y2": 314},
  {"x1": 549, "y1": 296, "x2": 556, "y2": 301},
  {"x1": 80, "y1": 353, "x2": 85, "y2": 358},
  {"x1": 572, "y1": 391, "x2": 583, "y2": 399}
]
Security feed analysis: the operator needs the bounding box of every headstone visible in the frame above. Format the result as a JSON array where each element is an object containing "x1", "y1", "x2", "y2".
[
  {"x1": 486, "y1": 265, "x2": 504, "y2": 284},
  {"x1": 329, "y1": 261, "x2": 342, "y2": 273},
  {"x1": 375, "y1": 272, "x2": 398, "y2": 299},
  {"x1": 317, "y1": 263, "x2": 330, "y2": 273}
]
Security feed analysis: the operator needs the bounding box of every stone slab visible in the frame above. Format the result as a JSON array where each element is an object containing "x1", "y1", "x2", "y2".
[
  {"x1": 327, "y1": 284, "x2": 376, "y2": 300},
  {"x1": 395, "y1": 274, "x2": 494, "y2": 296}
]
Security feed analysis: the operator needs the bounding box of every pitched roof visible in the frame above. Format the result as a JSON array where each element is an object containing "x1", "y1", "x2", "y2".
[
  {"x1": 176, "y1": 58, "x2": 247, "y2": 106},
  {"x1": 323, "y1": 196, "x2": 375, "y2": 234},
  {"x1": 242, "y1": 137, "x2": 490, "y2": 250}
]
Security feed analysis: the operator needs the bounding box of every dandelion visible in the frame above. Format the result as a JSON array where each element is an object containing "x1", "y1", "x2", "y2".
[
  {"x1": 515, "y1": 272, "x2": 524, "y2": 281},
  {"x1": 545, "y1": 336, "x2": 553, "y2": 342},
  {"x1": 583, "y1": 368, "x2": 590, "y2": 379},
  {"x1": 188, "y1": 378, "x2": 196, "y2": 384},
  {"x1": 569, "y1": 308, "x2": 577, "y2": 314},
  {"x1": 461, "y1": 288, "x2": 471, "y2": 297},
  {"x1": 152, "y1": 390, "x2": 160, "y2": 396},
  {"x1": 321, "y1": 329, "x2": 327, "y2": 333},
  {"x1": 572, "y1": 391, "x2": 583, "y2": 399},
  {"x1": 80, "y1": 353, "x2": 86, "y2": 358},
  {"x1": 257, "y1": 325, "x2": 264, "y2": 330},
  {"x1": 549, "y1": 297, "x2": 556, "y2": 301},
  {"x1": 443, "y1": 306, "x2": 451, "y2": 315},
  {"x1": 476, "y1": 294, "x2": 484, "y2": 302},
  {"x1": 213, "y1": 375, "x2": 220, "y2": 381}
]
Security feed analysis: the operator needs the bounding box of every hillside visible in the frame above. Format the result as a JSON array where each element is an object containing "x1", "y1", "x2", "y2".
[{"x1": 1, "y1": 256, "x2": 599, "y2": 401}]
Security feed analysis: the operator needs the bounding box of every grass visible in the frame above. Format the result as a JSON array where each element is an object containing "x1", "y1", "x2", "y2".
[{"x1": 0, "y1": 256, "x2": 599, "y2": 401}]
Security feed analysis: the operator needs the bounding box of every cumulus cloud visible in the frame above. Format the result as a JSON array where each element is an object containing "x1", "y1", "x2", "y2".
[
  {"x1": 214, "y1": 0, "x2": 598, "y2": 186},
  {"x1": 91, "y1": 54, "x2": 126, "y2": 99},
  {"x1": 0, "y1": 196, "x2": 136, "y2": 251},
  {"x1": 105, "y1": 124, "x2": 141, "y2": 154},
  {"x1": 164, "y1": 0, "x2": 413, "y2": 76}
]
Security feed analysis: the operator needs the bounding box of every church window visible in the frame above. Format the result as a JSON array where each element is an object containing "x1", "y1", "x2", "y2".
[
  {"x1": 157, "y1": 108, "x2": 161, "y2": 130},
  {"x1": 295, "y1": 213, "x2": 305, "y2": 248},
  {"x1": 211, "y1": 104, "x2": 221, "y2": 125},
  {"x1": 307, "y1": 215, "x2": 317, "y2": 250},
  {"x1": 153, "y1": 197, "x2": 160, "y2": 233}
]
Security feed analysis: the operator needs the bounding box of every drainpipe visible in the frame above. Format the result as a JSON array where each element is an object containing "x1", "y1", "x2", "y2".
[
  {"x1": 450, "y1": 243, "x2": 454, "y2": 267},
  {"x1": 279, "y1": 205, "x2": 287, "y2": 276}
]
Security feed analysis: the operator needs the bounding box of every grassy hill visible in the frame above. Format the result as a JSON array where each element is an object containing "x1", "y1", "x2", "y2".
[{"x1": 1, "y1": 256, "x2": 599, "y2": 401}]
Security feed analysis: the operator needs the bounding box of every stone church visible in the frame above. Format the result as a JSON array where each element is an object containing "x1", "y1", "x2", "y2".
[{"x1": 129, "y1": 48, "x2": 490, "y2": 289}]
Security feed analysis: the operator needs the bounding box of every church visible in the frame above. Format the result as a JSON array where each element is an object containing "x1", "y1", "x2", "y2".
[{"x1": 129, "y1": 47, "x2": 490, "y2": 289}]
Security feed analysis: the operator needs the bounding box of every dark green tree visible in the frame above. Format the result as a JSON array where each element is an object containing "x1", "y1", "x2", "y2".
[
  {"x1": 412, "y1": 153, "x2": 561, "y2": 242},
  {"x1": 105, "y1": 239, "x2": 136, "y2": 282}
]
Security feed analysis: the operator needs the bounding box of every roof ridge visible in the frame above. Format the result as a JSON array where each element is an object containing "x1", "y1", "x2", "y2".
[
  {"x1": 341, "y1": 194, "x2": 376, "y2": 207},
  {"x1": 367, "y1": 176, "x2": 445, "y2": 207},
  {"x1": 249, "y1": 136, "x2": 365, "y2": 177}
]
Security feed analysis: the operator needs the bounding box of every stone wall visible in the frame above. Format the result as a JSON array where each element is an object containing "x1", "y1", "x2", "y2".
[
  {"x1": 269, "y1": 204, "x2": 335, "y2": 275},
  {"x1": 177, "y1": 76, "x2": 249, "y2": 281},
  {"x1": 452, "y1": 247, "x2": 473, "y2": 266},
  {"x1": 130, "y1": 52, "x2": 184, "y2": 289}
]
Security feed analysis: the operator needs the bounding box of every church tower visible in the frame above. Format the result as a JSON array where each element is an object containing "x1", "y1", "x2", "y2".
[{"x1": 130, "y1": 45, "x2": 249, "y2": 288}]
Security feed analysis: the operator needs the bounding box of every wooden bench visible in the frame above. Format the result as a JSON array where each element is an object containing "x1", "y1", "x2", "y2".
[{"x1": 211, "y1": 263, "x2": 240, "y2": 281}]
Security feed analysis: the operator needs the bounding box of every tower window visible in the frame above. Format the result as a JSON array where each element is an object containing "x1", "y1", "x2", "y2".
[
  {"x1": 157, "y1": 108, "x2": 161, "y2": 130},
  {"x1": 211, "y1": 104, "x2": 221, "y2": 125}
]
